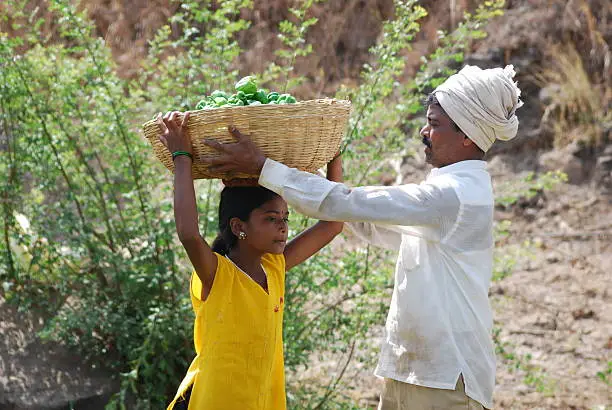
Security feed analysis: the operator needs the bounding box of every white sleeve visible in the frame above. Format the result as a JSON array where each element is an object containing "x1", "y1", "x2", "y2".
[
  {"x1": 259, "y1": 159, "x2": 453, "y2": 229},
  {"x1": 345, "y1": 222, "x2": 403, "y2": 251}
]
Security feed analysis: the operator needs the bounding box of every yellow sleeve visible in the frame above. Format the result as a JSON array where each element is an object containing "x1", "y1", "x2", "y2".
[
  {"x1": 190, "y1": 253, "x2": 229, "y2": 310},
  {"x1": 190, "y1": 272, "x2": 203, "y2": 312}
]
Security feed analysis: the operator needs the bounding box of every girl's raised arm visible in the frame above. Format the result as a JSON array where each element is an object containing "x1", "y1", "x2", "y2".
[
  {"x1": 158, "y1": 112, "x2": 217, "y2": 297},
  {"x1": 283, "y1": 154, "x2": 344, "y2": 271}
]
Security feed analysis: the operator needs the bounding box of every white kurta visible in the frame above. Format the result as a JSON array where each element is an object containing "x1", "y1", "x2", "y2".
[{"x1": 259, "y1": 159, "x2": 496, "y2": 409}]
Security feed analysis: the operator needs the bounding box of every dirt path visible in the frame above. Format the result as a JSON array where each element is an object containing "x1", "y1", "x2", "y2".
[
  {"x1": 491, "y1": 183, "x2": 611, "y2": 409},
  {"x1": 0, "y1": 298, "x2": 117, "y2": 409}
]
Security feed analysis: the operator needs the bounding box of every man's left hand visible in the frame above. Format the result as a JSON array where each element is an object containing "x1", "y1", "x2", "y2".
[{"x1": 202, "y1": 126, "x2": 267, "y2": 177}]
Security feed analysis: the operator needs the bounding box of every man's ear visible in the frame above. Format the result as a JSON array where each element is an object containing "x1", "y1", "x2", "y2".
[{"x1": 463, "y1": 136, "x2": 475, "y2": 147}]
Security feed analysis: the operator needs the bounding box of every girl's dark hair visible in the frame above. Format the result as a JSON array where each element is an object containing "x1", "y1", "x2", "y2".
[{"x1": 211, "y1": 186, "x2": 280, "y2": 255}]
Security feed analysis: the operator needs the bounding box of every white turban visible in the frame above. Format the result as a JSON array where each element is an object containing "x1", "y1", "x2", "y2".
[{"x1": 433, "y1": 65, "x2": 523, "y2": 153}]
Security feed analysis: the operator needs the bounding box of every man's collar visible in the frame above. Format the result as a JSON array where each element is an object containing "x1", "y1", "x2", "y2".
[{"x1": 428, "y1": 160, "x2": 487, "y2": 178}]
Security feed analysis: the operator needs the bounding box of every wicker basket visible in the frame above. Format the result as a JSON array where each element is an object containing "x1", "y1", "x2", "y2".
[{"x1": 142, "y1": 98, "x2": 351, "y2": 180}]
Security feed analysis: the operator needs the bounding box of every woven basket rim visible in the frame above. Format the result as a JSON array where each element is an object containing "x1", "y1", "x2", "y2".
[{"x1": 142, "y1": 98, "x2": 351, "y2": 127}]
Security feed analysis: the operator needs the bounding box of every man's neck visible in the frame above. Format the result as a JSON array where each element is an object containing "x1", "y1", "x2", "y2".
[{"x1": 437, "y1": 155, "x2": 485, "y2": 168}]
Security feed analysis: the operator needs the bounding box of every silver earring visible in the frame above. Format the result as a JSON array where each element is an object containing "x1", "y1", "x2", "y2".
[{"x1": 238, "y1": 232, "x2": 247, "y2": 240}]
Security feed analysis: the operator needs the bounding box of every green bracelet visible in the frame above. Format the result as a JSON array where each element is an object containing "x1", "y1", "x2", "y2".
[{"x1": 172, "y1": 151, "x2": 193, "y2": 161}]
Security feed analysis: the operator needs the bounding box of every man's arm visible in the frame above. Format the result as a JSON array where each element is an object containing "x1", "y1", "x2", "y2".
[
  {"x1": 344, "y1": 222, "x2": 403, "y2": 251},
  {"x1": 203, "y1": 127, "x2": 449, "y2": 228},
  {"x1": 259, "y1": 159, "x2": 446, "y2": 227}
]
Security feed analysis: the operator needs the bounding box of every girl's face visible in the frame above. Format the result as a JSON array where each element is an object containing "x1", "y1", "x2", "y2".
[{"x1": 232, "y1": 196, "x2": 289, "y2": 255}]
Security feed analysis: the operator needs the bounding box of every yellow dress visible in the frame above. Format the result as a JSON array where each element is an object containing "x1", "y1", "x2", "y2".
[{"x1": 167, "y1": 252, "x2": 287, "y2": 410}]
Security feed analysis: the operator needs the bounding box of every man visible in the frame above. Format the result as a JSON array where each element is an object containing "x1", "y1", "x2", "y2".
[{"x1": 203, "y1": 65, "x2": 523, "y2": 409}]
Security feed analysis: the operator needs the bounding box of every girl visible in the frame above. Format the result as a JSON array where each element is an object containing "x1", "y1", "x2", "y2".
[{"x1": 157, "y1": 111, "x2": 344, "y2": 410}]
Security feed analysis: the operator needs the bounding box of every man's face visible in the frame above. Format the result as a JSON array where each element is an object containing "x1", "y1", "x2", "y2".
[{"x1": 420, "y1": 104, "x2": 467, "y2": 168}]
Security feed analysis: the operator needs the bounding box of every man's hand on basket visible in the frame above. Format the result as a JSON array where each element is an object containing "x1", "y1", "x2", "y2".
[
  {"x1": 202, "y1": 126, "x2": 267, "y2": 177},
  {"x1": 156, "y1": 111, "x2": 192, "y2": 155}
]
